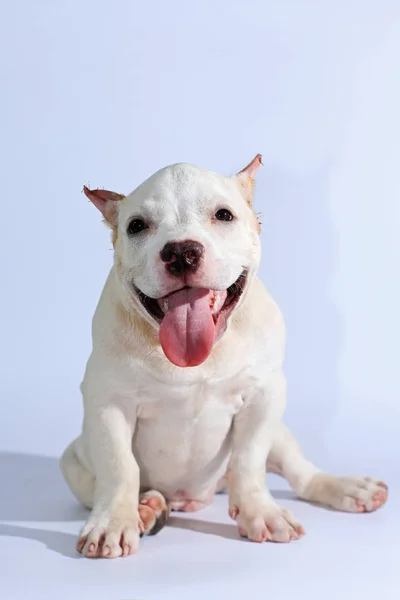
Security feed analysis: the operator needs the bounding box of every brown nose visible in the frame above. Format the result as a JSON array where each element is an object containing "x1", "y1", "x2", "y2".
[{"x1": 160, "y1": 240, "x2": 204, "y2": 277}]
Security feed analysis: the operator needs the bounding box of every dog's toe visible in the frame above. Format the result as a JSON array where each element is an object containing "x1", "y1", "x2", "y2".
[{"x1": 77, "y1": 515, "x2": 140, "y2": 559}]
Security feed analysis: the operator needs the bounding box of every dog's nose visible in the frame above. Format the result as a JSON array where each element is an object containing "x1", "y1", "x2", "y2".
[{"x1": 160, "y1": 240, "x2": 204, "y2": 277}]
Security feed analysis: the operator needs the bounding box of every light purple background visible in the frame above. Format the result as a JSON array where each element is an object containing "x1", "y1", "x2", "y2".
[{"x1": 1, "y1": 1, "x2": 399, "y2": 598}]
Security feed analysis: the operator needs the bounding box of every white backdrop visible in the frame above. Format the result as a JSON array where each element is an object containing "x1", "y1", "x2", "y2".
[{"x1": 1, "y1": 1, "x2": 399, "y2": 598}]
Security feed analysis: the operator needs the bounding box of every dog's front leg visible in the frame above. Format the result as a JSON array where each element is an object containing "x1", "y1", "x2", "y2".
[
  {"x1": 77, "y1": 401, "x2": 140, "y2": 558},
  {"x1": 227, "y1": 370, "x2": 304, "y2": 543}
]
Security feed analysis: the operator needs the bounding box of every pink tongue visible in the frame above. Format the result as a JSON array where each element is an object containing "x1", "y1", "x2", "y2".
[{"x1": 159, "y1": 288, "x2": 215, "y2": 367}]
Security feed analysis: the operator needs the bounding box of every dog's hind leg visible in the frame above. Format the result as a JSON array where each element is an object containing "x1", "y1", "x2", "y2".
[
  {"x1": 137, "y1": 490, "x2": 170, "y2": 536},
  {"x1": 267, "y1": 423, "x2": 388, "y2": 513},
  {"x1": 60, "y1": 438, "x2": 169, "y2": 538},
  {"x1": 60, "y1": 438, "x2": 95, "y2": 509}
]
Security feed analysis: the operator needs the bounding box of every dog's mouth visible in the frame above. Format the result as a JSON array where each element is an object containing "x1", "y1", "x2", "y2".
[{"x1": 134, "y1": 270, "x2": 248, "y2": 368}]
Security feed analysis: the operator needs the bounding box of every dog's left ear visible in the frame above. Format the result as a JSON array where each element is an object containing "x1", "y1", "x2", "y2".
[
  {"x1": 234, "y1": 154, "x2": 263, "y2": 233},
  {"x1": 235, "y1": 154, "x2": 263, "y2": 205},
  {"x1": 83, "y1": 186, "x2": 125, "y2": 227}
]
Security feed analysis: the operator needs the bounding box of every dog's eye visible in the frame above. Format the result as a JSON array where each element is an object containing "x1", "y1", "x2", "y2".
[
  {"x1": 127, "y1": 219, "x2": 147, "y2": 235},
  {"x1": 215, "y1": 209, "x2": 234, "y2": 222}
]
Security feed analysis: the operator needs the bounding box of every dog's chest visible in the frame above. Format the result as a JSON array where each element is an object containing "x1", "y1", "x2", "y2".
[
  {"x1": 136, "y1": 375, "x2": 245, "y2": 422},
  {"x1": 132, "y1": 373, "x2": 250, "y2": 491}
]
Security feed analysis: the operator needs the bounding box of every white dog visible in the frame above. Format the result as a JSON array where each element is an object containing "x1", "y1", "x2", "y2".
[{"x1": 61, "y1": 155, "x2": 388, "y2": 558}]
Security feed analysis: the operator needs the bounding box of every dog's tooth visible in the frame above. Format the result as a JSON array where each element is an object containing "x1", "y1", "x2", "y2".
[{"x1": 163, "y1": 300, "x2": 169, "y2": 312}]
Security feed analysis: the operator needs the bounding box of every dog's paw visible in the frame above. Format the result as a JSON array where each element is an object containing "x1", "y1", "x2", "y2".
[
  {"x1": 77, "y1": 513, "x2": 140, "y2": 558},
  {"x1": 77, "y1": 490, "x2": 169, "y2": 558},
  {"x1": 302, "y1": 474, "x2": 388, "y2": 512},
  {"x1": 229, "y1": 496, "x2": 305, "y2": 543},
  {"x1": 138, "y1": 490, "x2": 169, "y2": 535}
]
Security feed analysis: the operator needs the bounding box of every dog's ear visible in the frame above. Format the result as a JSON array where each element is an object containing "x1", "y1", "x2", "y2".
[
  {"x1": 235, "y1": 154, "x2": 263, "y2": 204},
  {"x1": 238, "y1": 153, "x2": 263, "y2": 180},
  {"x1": 83, "y1": 186, "x2": 125, "y2": 227},
  {"x1": 234, "y1": 154, "x2": 263, "y2": 233}
]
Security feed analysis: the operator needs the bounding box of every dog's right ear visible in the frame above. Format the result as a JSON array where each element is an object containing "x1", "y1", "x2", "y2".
[{"x1": 83, "y1": 186, "x2": 125, "y2": 227}]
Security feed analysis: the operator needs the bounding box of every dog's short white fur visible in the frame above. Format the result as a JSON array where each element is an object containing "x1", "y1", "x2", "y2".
[{"x1": 61, "y1": 156, "x2": 387, "y2": 558}]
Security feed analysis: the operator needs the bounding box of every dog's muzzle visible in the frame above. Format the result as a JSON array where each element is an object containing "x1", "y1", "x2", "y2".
[{"x1": 133, "y1": 270, "x2": 248, "y2": 368}]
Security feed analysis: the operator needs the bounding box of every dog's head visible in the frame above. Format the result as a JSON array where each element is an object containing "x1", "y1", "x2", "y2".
[{"x1": 84, "y1": 155, "x2": 262, "y2": 368}]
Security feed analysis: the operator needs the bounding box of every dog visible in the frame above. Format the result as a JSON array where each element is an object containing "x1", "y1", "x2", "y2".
[{"x1": 60, "y1": 155, "x2": 388, "y2": 558}]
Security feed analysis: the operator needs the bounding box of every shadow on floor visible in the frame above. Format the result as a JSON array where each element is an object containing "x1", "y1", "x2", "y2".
[
  {"x1": 0, "y1": 452, "x2": 87, "y2": 558},
  {"x1": 0, "y1": 451, "x2": 88, "y2": 522},
  {"x1": 0, "y1": 451, "x2": 301, "y2": 557},
  {"x1": 168, "y1": 516, "x2": 240, "y2": 540},
  {"x1": 0, "y1": 523, "x2": 81, "y2": 559}
]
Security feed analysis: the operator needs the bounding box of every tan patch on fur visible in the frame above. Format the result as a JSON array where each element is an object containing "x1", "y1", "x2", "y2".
[
  {"x1": 101, "y1": 218, "x2": 118, "y2": 247},
  {"x1": 103, "y1": 220, "x2": 118, "y2": 246}
]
